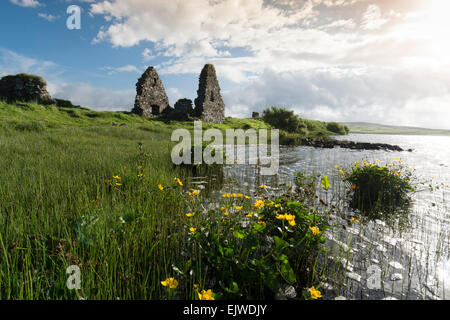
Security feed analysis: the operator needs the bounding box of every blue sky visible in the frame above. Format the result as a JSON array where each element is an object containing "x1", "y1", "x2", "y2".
[{"x1": 1, "y1": 0, "x2": 450, "y2": 129}]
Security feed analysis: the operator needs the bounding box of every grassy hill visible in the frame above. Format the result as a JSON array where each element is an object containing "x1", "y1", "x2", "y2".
[
  {"x1": 343, "y1": 122, "x2": 450, "y2": 136},
  {"x1": 0, "y1": 100, "x2": 340, "y2": 140}
]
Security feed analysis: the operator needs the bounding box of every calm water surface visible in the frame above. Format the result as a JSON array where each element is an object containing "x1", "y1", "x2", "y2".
[{"x1": 196, "y1": 134, "x2": 450, "y2": 300}]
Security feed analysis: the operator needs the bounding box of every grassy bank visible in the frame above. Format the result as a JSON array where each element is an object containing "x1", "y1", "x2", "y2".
[{"x1": 0, "y1": 100, "x2": 346, "y2": 299}]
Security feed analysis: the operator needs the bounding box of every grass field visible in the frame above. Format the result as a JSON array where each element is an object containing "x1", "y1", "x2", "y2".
[{"x1": 0, "y1": 100, "x2": 348, "y2": 300}]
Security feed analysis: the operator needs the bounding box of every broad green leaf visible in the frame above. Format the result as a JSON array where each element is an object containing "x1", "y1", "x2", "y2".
[{"x1": 233, "y1": 230, "x2": 246, "y2": 239}]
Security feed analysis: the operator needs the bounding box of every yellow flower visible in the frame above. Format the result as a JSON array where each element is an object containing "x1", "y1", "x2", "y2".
[
  {"x1": 221, "y1": 207, "x2": 227, "y2": 211},
  {"x1": 198, "y1": 289, "x2": 215, "y2": 300},
  {"x1": 158, "y1": 184, "x2": 164, "y2": 191},
  {"x1": 237, "y1": 193, "x2": 244, "y2": 198},
  {"x1": 235, "y1": 206, "x2": 243, "y2": 210},
  {"x1": 245, "y1": 195, "x2": 251, "y2": 200},
  {"x1": 258, "y1": 221, "x2": 266, "y2": 227},
  {"x1": 222, "y1": 193, "x2": 231, "y2": 198},
  {"x1": 285, "y1": 214, "x2": 295, "y2": 221},
  {"x1": 193, "y1": 284, "x2": 199, "y2": 291},
  {"x1": 224, "y1": 211, "x2": 230, "y2": 216},
  {"x1": 189, "y1": 190, "x2": 200, "y2": 197},
  {"x1": 161, "y1": 277, "x2": 178, "y2": 289},
  {"x1": 174, "y1": 177, "x2": 183, "y2": 186},
  {"x1": 288, "y1": 220, "x2": 296, "y2": 227},
  {"x1": 231, "y1": 193, "x2": 237, "y2": 198},
  {"x1": 115, "y1": 183, "x2": 122, "y2": 186},
  {"x1": 253, "y1": 200, "x2": 265, "y2": 210},
  {"x1": 338, "y1": 170, "x2": 344, "y2": 174},
  {"x1": 310, "y1": 286, "x2": 322, "y2": 299},
  {"x1": 260, "y1": 185, "x2": 267, "y2": 189},
  {"x1": 267, "y1": 201, "x2": 274, "y2": 207},
  {"x1": 189, "y1": 227, "x2": 196, "y2": 233},
  {"x1": 276, "y1": 214, "x2": 286, "y2": 220},
  {"x1": 335, "y1": 165, "x2": 339, "y2": 169},
  {"x1": 275, "y1": 204, "x2": 282, "y2": 208},
  {"x1": 246, "y1": 213, "x2": 253, "y2": 218},
  {"x1": 138, "y1": 173, "x2": 144, "y2": 177},
  {"x1": 186, "y1": 213, "x2": 195, "y2": 217},
  {"x1": 351, "y1": 217, "x2": 359, "y2": 223},
  {"x1": 309, "y1": 226, "x2": 321, "y2": 235},
  {"x1": 113, "y1": 176, "x2": 121, "y2": 180}
]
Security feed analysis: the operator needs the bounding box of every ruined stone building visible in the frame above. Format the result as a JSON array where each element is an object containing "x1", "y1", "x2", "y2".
[
  {"x1": 132, "y1": 64, "x2": 225, "y2": 123},
  {"x1": 193, "y1": 64, "x2": 225, "y2": 123},
  {"x1": 132, "y1": 67, "x2": 170, "y2": 118},
  {"x1": 0, "y1": 74, "x2": 53, "y2": 104}
]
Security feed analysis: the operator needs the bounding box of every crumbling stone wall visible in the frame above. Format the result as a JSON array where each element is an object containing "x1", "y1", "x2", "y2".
[
  {"x1": 194, "y1": 64, "x2": 225, "y2": 123},
  {"x1": 132, "y1": 67, "x2": 170, "y2": 118},
  {"x1": 0, "y1": 74, "x2": 53, "y2": 104}
]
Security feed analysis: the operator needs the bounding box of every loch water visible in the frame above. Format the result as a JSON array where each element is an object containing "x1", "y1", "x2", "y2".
[{"x1": 192, "y1": 134, "x2": 450, "y2": 300}]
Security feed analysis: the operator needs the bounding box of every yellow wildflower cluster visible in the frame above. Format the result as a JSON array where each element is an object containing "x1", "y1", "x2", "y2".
[
  {"x1": 253, "y1": 200, "x2": 265, "y2": 210},
  {"x1": 309, "y1": 226, "x2": 321, "y2": 235},
  {"x1": 276, "y1": 213, "x2": 296, "y2": 227},
  {"x1": 161, "y1": 277, "x2": 178, "y2": 289},
  {"x1": 198, "y1": 289, "x2": 215, "y2": 300},
  {"x1": 222, "y1": 193, "x2": 245, "y2": 198}
]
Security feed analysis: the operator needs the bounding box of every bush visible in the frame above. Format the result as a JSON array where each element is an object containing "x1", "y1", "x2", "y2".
[
  {"x1": 326, "y1": 122, "x2": 349, "y2": 135},
  {"x1": 178, "y1": 193, "x2": 329, "y2": 299},
  {"x1": 262, "y1": 106, "x2": 307, "y2": 134},
  {"x1": 341, "y1": 160, "x2": 414, "y2": 217}
]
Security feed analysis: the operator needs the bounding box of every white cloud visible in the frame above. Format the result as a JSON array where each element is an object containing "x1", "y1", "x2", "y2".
[
  {"x1": 101, "y1": 65, "x2": 141, "y2": 75},
  {"x1": 49, "y1": 82, "x2": 135, "y2": 111},
  {"x1": 0, "y1": 48, "x2": 60, "y2": 78},
  {"x1": 9, "y1": 0, "x2": 41, "y2": 8},
  {"x1": 223, "y1": 66, "x2": 450, "y2": 129},
  {"x1": 361, "y1": 4, "x2": 388, "y2": 30},
  {"x1": 142, "y1": 48, "x2": 155, "y2": 62},
  {"x1": 38, "y1": 13, "x2": 58, "y2": 22},
  {"x1": 166, "y1": 87, "x2": 184, "y2": 105}
]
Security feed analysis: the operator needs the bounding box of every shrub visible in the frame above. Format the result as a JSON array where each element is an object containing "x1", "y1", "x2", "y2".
[
  {"x1": 262, "y1": 106, "x2": 307, "y2": 134},
  {"x1": 179, "y1": 193, "x2": 329, "y2": 299},
  {"x1": 326, "y1": 122, "x2": 349, "y2": 135},
  {"x1": 341, "y1": 160, "x2": 414, "y2": 218}
]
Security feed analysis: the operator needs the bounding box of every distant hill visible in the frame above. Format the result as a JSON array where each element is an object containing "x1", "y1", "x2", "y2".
[{"x1": 342, "y1": 122, "x2": 450, "y2": 136}]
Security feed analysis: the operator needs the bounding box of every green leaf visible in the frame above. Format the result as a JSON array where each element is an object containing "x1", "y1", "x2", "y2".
[
  {"x1": 279, "y1": 260, "x2": 296, "y2": 284},
  {"x1": 233, "y1": 230, "x2": 246, "y2": 239},
  {"x1": 273, "y1": 236, "x2": 289, "y2": 249},
  {"x1": 321, "y1": 175, "x2": 330, "y2": 191}
]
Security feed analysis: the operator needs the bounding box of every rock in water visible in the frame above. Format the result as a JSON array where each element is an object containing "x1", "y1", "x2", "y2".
[
  {"x1": 194, "y1": 64, "x2": 225, "y2": 123},
  {"x1": 133, "y1": 67, "x2": 170, "y2": 118},
  {"x1": 0, "y1": 73, "x2": 53, "y2": 104}
]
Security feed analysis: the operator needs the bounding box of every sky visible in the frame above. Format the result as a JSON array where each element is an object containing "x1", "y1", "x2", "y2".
[{"x1": 1, "y1": 0, "x2": 450, "y2": 129}]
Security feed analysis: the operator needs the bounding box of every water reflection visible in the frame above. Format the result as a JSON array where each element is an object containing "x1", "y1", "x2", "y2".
[{"x1": 188, "y1": 134, "x2": 450, "y2": 300}]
